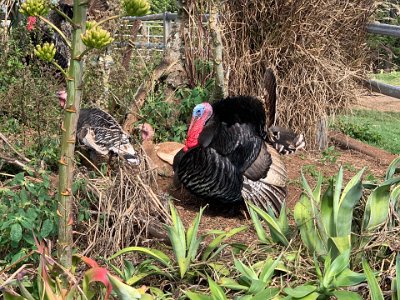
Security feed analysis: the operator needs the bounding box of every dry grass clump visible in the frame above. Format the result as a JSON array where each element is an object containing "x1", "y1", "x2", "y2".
[
  {"x1": 74, "y1": 153, "x2": 171, "y2": 258},
  {"x1": 222, "y1": 0, "x2": 374, "y2": 148}
]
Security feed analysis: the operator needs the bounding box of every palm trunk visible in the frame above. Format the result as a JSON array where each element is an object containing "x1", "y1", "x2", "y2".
[{"x1": 57, "y1": 0, "x2": 87, "y2": 268}]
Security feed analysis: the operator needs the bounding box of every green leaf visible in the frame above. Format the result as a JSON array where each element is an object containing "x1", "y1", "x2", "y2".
[
  {"x1": 323, "y1": 250, "x2": 350, "y2": 288},
  {"x1": 362, "y1": 177, "x2": 400, "y2": 232},
  {"x1": 208, "y1": 276, "x2": 227, "y2": 300},
  {"x1": 362, "y1": 258, "x2": 384, "y2": 300},
  {"x1": 328, "y1": 236, "x2": 351, "y2": 257},
  {"x1": 336, "y1": 168, "x2": 365, "y2": 236},
  {"x1": 284, "y1": 285, "x2": 317, "y2": 298},
  {"x1": 109, "y1": 246, "x2": 170, "y2": 267},
  {"x1": 331, "y1": 290, "x2": 363, "y2": 300},
  {"x1": 10, "y1": 223, "x2": 22, "y2": 243},
  {"x1": 185, "y1": 291, "x2": 212, "y2": 300},
  {"x1": 234, "y1": 259, "x2": 258, "y2": 280},
  {"x1": 248, "y1": 205, "x2": 269, "y2": 243},
  {"x1": 393, "y1": 253, "x2": 400, "y2": 300},
  {"x1": 40, "y1": 219, "x2": 54, "y2": 238},
  {"x1": 321, "y1": 180, "x2": 335, "y2": 237},
  {"x1": 334, "y1": 268, "x2": 366, "y2": 287},
  {"x1": 294, "y1": 194, "x2": 327, "y2": 255},
  {"x1": 3, "y1": 291, "x2": 26, "y2": 300},
  {"x1": 259, "y1": 253, "x2": 283, "y2": 283},
  {"x1": 247, "y1": 279, "x2": 266, "y2": 295},
  {"x1": 219, "y1": 277, "x2": 248, "y2": 291},
  {"x1": 385, "y1": 157, "x2": 400, "y2": 180},
  {"x1": 107, "y1": 274, "x2": 142, "y2": 299},
  {"x1": 332, "y1": 167, "x2": 344, "y2": 235},
  {"x1": 248, "y1": 203, "x2": 289, "y2": 246},
  {"x1": 251, "y1": 288, "x2": 280, "y2": 300}
]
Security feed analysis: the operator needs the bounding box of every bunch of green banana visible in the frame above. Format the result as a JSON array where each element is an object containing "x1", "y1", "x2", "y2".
[
  {"x1": 121, "y1": 0, "x2": 150, "y2": 17},
  {"x1": 19, "y1": 0, "x2": 50, "y2": 16},
  {"x1": 81, "y1": 25, "x2": 114, "y2": 49},
  {"x1": 34, "y1": 42, "x2": 56, "y2": 62}
]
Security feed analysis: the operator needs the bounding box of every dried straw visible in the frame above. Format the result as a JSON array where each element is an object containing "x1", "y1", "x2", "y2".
[{"x1": 219, "y1": 0, "x2": 374, "y2": 147}]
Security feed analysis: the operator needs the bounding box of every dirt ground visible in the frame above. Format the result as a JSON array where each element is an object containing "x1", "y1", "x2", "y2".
[{"x1": 153, "y1": 92, "x2": 399, "y2": 243}]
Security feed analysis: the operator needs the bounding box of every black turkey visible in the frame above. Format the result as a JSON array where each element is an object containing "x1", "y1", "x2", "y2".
[
  {"x1": 57, "y1": 90, "x2": 140, "y2": 165},
  {"x1": 173, "y1": 76, "x2": 304, "y2": 216}
]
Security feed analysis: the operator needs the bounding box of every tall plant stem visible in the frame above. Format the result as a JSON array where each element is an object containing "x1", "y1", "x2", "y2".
[
  {"x1": 57, "y1": 0, "x2": 87, "y2": 269},
  {"x1": 38, "y1": 15, "x2": 72, "y2": 49}
]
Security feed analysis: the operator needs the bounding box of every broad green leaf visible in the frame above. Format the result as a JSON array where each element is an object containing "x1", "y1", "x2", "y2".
[
  {"x1": 294, "y1": 194, "x2": 327, "y2": 255},
  {"x1": 284, "y1": 285, "x2": 317, "y2": 298},
  {"x1": 202, "y1": 226, "x2": 247, "y2": 261},
  {"x1": 208, "y1": 276, "x2": 227, "y2": 300},
  {"x1": 109, "y1": 246, "x2": 170, "y2": 267},
  {"x1": 107, "y1": 274, "x2": 142, "y2": 299},
  {"x1": 10, "y1": 223, "x2": 22, "y2": 243},
  {"x1": 321, "y1": 180, "x2": 335, "y2": 237},
  {"x1": 219, "y1": 277, "x2": 248, "y2": 291},
  {"x1": 40, "y1": 219, "x2": 54, "y2": 238},
  {"x1": 332, "y1": 167, "x2": 344, "y2": 234},
  {"x1": 126, "y1": 272, "x2": 153, "y2": 286},
  {"x1": 362, "y1": 183, "x2": 391, "y2": 232},
  {"x1": 247, "y1": 203, "x2": 289, "y2": 246},
  {"x1": 385, "y1": 157, "x2": 400, "y2": 180},
  {"x1": 298, "y1": 292, "x2": 320, "y2": 300},
  {"x1": 336, "y1": 168, "x2": 365, "y2": 236},
  {"x1": 328, "y1": 236, "x2": 351, "y2": 257},
  {"x1": 247, "y1": 279, "x2": 267, "y2": 295},
  {"x1": 248, "y1": 206, "x2": 269, "y2": 243},
  {"x1": 277, "y1": 203, "x2": 289, "y2": 237},
  {"x1": 3, "y1": 291, "x2": 26, "y2": 300},
  {"x1": 251, "y1": 288, "x2": 280, "y2": 300},
  {"x1": 259, "y1": 253, "x2": 283, "y2": 283},
  {"x1": 362, "y1": 258, "x2": 384, "y2": 300},
  {"x1": 323, "y1": 250, "x2": 350, "y2": 289},
  {"x1": 234, "y1": 259, "x2": 258, "y2": 280},
  {"x1": 334, "y1": 268, "x2": 366, "y2": 287},
  {"x1": 184, "y1": 207, "x2": 205, "y2": 277},
  {"x1": 185, "y1": 291, "x2": 212, "y2": 300},
  {"x1": 331, "y1": 290, "x2": 363, "y2": 300},
  {"x1": 393, "y1": 253, "x2": 400, "y2": 300}
]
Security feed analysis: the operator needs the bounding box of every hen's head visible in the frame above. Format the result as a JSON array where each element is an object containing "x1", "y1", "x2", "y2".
[
  {"x1": 57, "y1": 90, "x2": 67, "y2": 109},
  {"x1": 184, "y1": 102, "x2": 213, "y2": 151}
]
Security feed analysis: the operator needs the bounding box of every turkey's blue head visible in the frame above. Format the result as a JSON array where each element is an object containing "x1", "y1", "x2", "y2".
[{"x1": 184, "y1": 102, "x2": 213, "y2": 151}]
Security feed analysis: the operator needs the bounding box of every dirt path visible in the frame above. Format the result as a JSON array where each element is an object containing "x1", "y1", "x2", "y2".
[{"x1": 355, "y1": 92, "x2": 400, "y2": 112}]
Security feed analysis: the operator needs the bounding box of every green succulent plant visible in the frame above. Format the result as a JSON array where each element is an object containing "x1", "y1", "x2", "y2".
[
  {"x1": 34, "y1": 42, "x2": 56, "y2": 62},
  {"x1": 81, "y1": 26, "x2": 114, "y2": 49},
  {"x1": 19, "y1": 0, "x2": 50, "y2": 16},
  {"x1": 121, "y1": 0, "x2": 150, "y2": 16}
]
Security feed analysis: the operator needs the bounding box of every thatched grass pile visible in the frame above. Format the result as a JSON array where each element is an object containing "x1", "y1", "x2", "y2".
[
  {"x1": 74, "y1": 153, "x2": 171, "y2": 257},
  {"x1": 221, "y1": 0, "x2": 374, "y2": 148}
]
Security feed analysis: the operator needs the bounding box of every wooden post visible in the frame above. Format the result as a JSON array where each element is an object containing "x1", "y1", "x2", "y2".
[{"x1": 317, "y1": 115, "x2": 328, "y2": 150}]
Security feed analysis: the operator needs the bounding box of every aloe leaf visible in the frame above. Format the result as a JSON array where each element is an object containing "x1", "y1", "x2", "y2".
[
  {"x1": 333, "y1": 167, "x2": 344, "y2": 233},
  {"x1": 247, "y1": 279, "x2": 266, "y2": 295},
  {"x1": 219, "y1": 277, "x2": 249, "y2": 291},
  {"x1": 186, "y1": 206, "x2": 205, "y2": 274},
  {"x1": 259, "y1": 253, "x2": 283, "y2": 283},
  {"x1": 336, "y1": 168, "x2": 365, "y2": 236},
  {"x1": 294, "y1": 194, "x2": 327, "y2": 255},
  {"x1": 393, "y1": 253, "x2": 400, "y2": 300},
  {"x1": 284, "y1": 285, "x2": 317, "y2": 298},
  {"x1": 251, "y1": 288, "x2": 280, "y2": 300},
  {"x1": 202, "y1": 226, "x2": 247, "y2": 261},
  {"x1": 362, "y1": 258, "x2": 384, "y2": 300},
  {"x1": 107, "y1": 274, "x2": 142, "y2": 300},
  {"x1": 248, "y1": 203, "x2": 289, "y2": 246},
  {"x1": 208, "y1": 276, "x2": 228, "y2": 300},
  {"x1": 278, "y1": 203, "x2": 289, "y2": 237},
  {"x1": 331, "y1": 290, "x2": 363, "y2": 300},
  {"x1": 362, "y1": 185, "x2": 391, "y2": 232},
  {"x1": 334, "y1": 268, "x2": 366, "y2": 287},
  {"x1": 185, "y1": 291, "x2": 212, "y2": 300},
  {"x1": 108, "y1": 247, "x2": 170, "y2": 267},
  {"x1": 248, "y1": 206, "x2": 269, "y2": 243},
  {"x1": 321, "y1": 180, "x2": 335, "y2": 237},
  {"x1": 328, "y1": 235, "x2": 351, "y2": 257},
  {"x1": 323, "y1": 250, "x2": 350, "y2": 289},
  {"x1": 385, "y1": 157, "x2": 400, "y2": 180},
  {"x1": 234, "y1": 259, "x2": 258, "y2": 280}
]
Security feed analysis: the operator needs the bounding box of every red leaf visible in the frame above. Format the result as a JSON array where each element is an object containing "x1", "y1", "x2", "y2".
[
  {"x1": 84, "y1": 267, "x2": 112, "y2": 300},
  {"x1": 79, "y1": 255, "x2": 100, "y2": 268}
]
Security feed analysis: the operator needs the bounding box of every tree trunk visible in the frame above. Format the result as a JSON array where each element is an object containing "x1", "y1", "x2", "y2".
[
  {"x1": 209, "y1": 0, "x2": 225, "y2": 101},
  {"x1": 57, "y1": 0, "x2": 87, "y2": 269}
]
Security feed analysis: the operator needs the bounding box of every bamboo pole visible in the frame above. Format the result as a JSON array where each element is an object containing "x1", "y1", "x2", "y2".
[{"x1": 57, "y1": 0, "x2": 87, "y2": 268}]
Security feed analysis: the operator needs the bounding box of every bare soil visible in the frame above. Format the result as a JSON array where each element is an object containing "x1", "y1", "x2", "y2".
[{"x1": 154, "y1": 92, "x2": 399, "y2": 244}]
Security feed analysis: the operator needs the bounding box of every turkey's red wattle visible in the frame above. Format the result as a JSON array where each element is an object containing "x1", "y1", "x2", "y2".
[{"x1": 184, "y1": 117, "x2": 205, "y2": 151}]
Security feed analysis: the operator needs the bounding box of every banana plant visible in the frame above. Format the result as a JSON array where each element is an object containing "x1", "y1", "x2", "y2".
[
  {"x1": 284, "y1": 250, "x2": 365, "y2": 300},
  {"x1": 294, "y1": 167, "x2": 365, "y2": 257}
]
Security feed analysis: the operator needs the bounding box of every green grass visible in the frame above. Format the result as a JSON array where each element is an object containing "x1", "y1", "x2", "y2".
[
  {"x1": 370, "y1": 71, "x2": 400, "y2": 86},
  {"x1": 333, "y1": 109, "x2": 400, "y2": 154}
]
